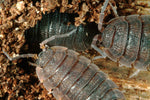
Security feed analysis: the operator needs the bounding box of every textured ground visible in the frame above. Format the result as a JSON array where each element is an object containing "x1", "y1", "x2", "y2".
[{"x1": 0, "y1": 0, "x2": 150, "y2": 100}]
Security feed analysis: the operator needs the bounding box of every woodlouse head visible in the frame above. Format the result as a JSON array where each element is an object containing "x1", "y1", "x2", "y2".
[
  {"x1": 36, "y1": 49, "x2": 54, "y2": 68},
  {"x1": 36, "y1": 46, "x2": 68, "y2": 68}
]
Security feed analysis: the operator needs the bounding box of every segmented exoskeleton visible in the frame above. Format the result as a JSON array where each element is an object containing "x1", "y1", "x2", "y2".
[
  {"x1": 36, "y1": 46, "x2": 125, "y2": 100},
  {"x1": 2, "y1": 46, "x2": 125, "y2": 100},
  {"x1": 94, "y1": 13, "x2": 150, "y2": 71},
  {"x1": 25, "y1": 10, "x2": 99, "y2": 51}
]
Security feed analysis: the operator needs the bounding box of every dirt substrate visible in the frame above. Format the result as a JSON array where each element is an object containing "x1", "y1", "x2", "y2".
[{"x1": 0, "y1": 0, "x2": 150, "y2": 100}]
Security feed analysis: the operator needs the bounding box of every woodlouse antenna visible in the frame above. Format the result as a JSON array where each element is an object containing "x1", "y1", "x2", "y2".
[
  {"x1": 108, "y1": 2, "x2": 119, "y2": 17},
  {"x1": 91, "y1": 35, "x2": 106, "y2": 60},
  {"x1": 98, "y1": 0, "x2": 110, "y2": 31},
  {"x1": 2, "y1": 49, "x2": 37, "y2": 61},
  {"x1": 40, "y1": 29, "x2": 77, "y2": 50}
]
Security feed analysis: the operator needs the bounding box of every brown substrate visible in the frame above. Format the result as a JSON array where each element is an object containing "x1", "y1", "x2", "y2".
[{"x1": 0, "y1": 0, "x2": 150, "y2": 99}]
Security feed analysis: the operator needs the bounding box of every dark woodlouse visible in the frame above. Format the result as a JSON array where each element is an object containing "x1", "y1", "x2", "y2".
[
  {"x1": 3, "y1": 46, "x2": 125, "y2": 100},
  {"x1": 25, "y1": 9, "x2": 99, "y2": 51},
  {"x1": 94, "y1": 14, "x2": 150, "y2": 71},
  {"x1": 35, "y1": 46, "x2": 125, "y2": 100}
]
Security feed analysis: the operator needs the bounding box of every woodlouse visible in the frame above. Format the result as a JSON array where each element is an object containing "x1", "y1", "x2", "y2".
[
  {"x1": 25, "y1": 9, "x2": 99, "y2": 51},
  {"x1": 36, "y1": 46, "x2": 125, "y2": 100},
  {"x1": 3, "y1": 46, "x2": 125, "y2": 100},
  {"x1": 94, "y1": 14, "x2": 150, "y2": 71},
  {"x1": 87, "y1": 0, "x2": 150, "y2": 77}
]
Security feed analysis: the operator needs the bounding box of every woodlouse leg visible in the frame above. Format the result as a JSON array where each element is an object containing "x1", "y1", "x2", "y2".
[
  {"x1": 98, "y1": 0, "x2": 110, "y2": 31},
  {"x1": 91, "y1": 35, "x2": 106, "y2": 60},
  {"x1": 99, "y1": 0, "x2": 119, "y2": 31},
  {"x1": 129, "y1": 69, "x2": 140, "y2": 78},
  {"x1": 91, "y1": 44, "x2": 107, "y2": 60},
  {"x1": 109, "y1": 2, "x2": 119, "y2": 17},
  {"x1": 40, "y1": 29, "x2": 77, "y2": 50},
  {"x1": 119, "y1": 63, "x2": 141, "y2": 78},
  {"x1": 2, "y1": 49, "x2": 37, "y2": 61}
]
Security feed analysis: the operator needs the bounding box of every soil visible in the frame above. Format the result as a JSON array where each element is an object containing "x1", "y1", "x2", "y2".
[{"x1": 0, "y1": 0, "x2": 150, "y2": 100}]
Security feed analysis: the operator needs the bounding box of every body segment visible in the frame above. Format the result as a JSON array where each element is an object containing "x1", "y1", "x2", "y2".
[{"x1": 36, "y1": 46, "x2": 125, "y2": 100}]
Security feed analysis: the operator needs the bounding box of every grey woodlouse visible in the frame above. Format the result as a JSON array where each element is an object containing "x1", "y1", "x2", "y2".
[
  {"x1": 3, "y1": 46, "x2": 125, "y2": 100},
  {"x1": 89, "y1": 0, "x2": 150, "y2": 77},
  {"x1": 93, "y1": 14, "x2": 150, "y2": 72},
  {"x1": 25, "y1": 9, "x2": 99, "y2": 51},
  {"x1": 36, "y1": 46, "x2": 125, "y2": 100}
]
